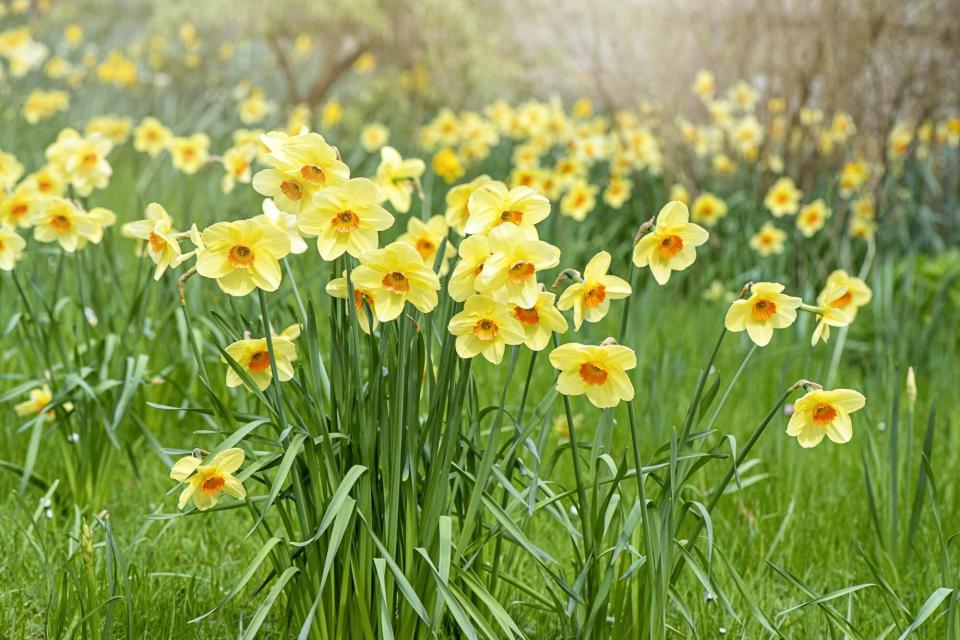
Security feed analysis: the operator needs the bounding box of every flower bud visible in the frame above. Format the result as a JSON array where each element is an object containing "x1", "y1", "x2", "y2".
[{"x1": 906, "y1": 367, "x2": 917, "y2": 411}]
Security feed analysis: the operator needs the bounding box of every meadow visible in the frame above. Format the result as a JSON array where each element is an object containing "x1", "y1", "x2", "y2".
[{"x1": 1, "y1": 4, "x2": 960, "y2": 639}]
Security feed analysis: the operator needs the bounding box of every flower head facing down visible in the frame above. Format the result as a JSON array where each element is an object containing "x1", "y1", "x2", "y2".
[
  {"x1": 196, "y1": 219, "x2": 292, "y2": 296},
  {"x1": 549, "y1": 342, "x2": 637, "y2": 408},
  {"x1": 558, "y1": 251, "x2": 632, "y2": 330},
  {"x1": 447, "y1": 294, "x2": 525, "y2": 364},
  {"x1": 787, "y1": 388, "x2": 865, "y2": 448},
  {"x1": 632, "y1": 201, "x2": 709, "y2": 285},
  {"x1": 170, "y1": 448, "x2": 246, "y2": 511},
  {"x1": 724, "y1": 282, "x2": 802, "y2": 347},
  {"x1": 351, "y1": 241, "x2": 441, "y2": 322}
]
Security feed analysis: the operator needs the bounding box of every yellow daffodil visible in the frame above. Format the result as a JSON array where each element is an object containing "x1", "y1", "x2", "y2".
[
  {"x1": 360, "y1": 123, "x2": 390, "y2": 153},
  {"x1": 351, "y1": 241, "x2": 441, "y2": 321},
  {"x1": 397, "y1": 215, "x2": 455, "y2": 273},
  {"x1": 690, "y1": 192, "x2": 728, "y2": 227},
  {"x1": 444, "y1": 174, "x2": 492, "y2": 236},
  {"x1": 447, "y1": 294, "x2": 525, "y2": 364},
  {"x1": 223, "y1": 324, "x2": 299, "y2": 390},
  {"x1": 22, "y1": 89, "x2": 69, "y2": 124},
  {"x1": 448, "y1": 234, "x2": 491, "y2": 302},
  {"x1": 669, "y1": 183, "x2": 690, "y2": 205},
  {"x1": 811, "y1": 282, "x2": 855, "y2": 346},
  {"x1": 819, "y1": 270, "x2": 872, "y2": 320},
  {"x1": 632, "y1": 201, "x2": 709, "y2": 285},
  {"x1": 85, "y1": 116, "x2": 132, "y2": 145},
  {"x1": 787, "y1": 388, "x2": 865, "y2": 448},
  {"x1": 238, "y1": 90, "x2": 275, "y2": 125},
  {"x1": 602, "y1": 176, "x2": 632, "y2": 209},
  {"x1": 0, "y1": 149, "x2": 24, "y2": 190},
  {"x1": 79, "y1": 206, "x2": 116, "y2": 248},
  {"x1": 14, "y1": 384, "x2": 56, "y2": 421},
  {"x1": 321, "y1": 100, "x2": 343, "y2": 128},
  {"x1": 549, "y1": 341, "x2": 636, "y2": 408},
  {"x1": 465, "y1": 181, "x2": 550, "y2": 237},
  {"x1": 724, "y1": 282, "x2": 802, "y2": 347},
  {"x1": 512, "y1": 291, "x2": 568, "y2": 351},
  {"x1": 20, "y1": 166, "x2": 63, "y2": 199},
  {"x1": 476, "y1": 223, "x2": 560, "y2": 307},
  {"x1": 0, "y1": 186, "x2": 39, "y2": 228},
  {"x1": 254, "y1": 199, "x2": 307, "y2": 255},
  {"x1": 839, "y1": 161, "x2": 869, "y2": 198},
  {"x1": 220, "y1": 146, "x2": 254, "y2": 193},
  {"x1": 121, "y1": 203, "x2": 183, "y2": 279},
  {"x1": 432, "y1": 148, "x2": 465, "y2": 184},
  {"x1": 326, "y1": 273, "x2": 379, "y2": 334},
  {"x1": 691, "y1": 69, "x2": 715, "y2": 99},
  {"x1": 170, "y1": 448, "x2": 246, "y2": 510},
  {"x1": 133, "y1": 117, "x2": 172, "y2": 157},
  {"x1": 750, "y1": 222, "x2": 787, "y2": 256},
  {"x1": 796, "y1": 199, "x2": 831, "y2": 237},
  {"x1": 0, "y1": 224, "x2": 26, "y2": 270},
  {"x1": 764, "y1": 177, "x2": 802, "y2": 217},
  {"x1": 297, "y1": 178, "x2": 393, "y2": 260},
  {"x1": 44, "y1": 129, "x2": 113, "y2": 196},
  {"x1": 375, "y1": 146, "x2": 425, "y2": 214},
  {"x1": 29, "y1": 197, "x2": 97, "y2": 252},
  {"x1": 254, "y1": 131, "x2": 350, "y2": 213},
  {"x1": 558, "y1": 251, "x2": 632, "y2": 330},
  {"x1": 196, "y1": 219, "x2": 292, "y2": 296},
  {"x1": 169, "y1": 133, "x2": 210, "y2": 175},
  {"x1": 560, "y1": 180, "x2": 599, "y2": 221}
]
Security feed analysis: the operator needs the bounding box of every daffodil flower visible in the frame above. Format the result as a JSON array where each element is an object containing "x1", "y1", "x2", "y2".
[
  {"x1": 549, "y1": 341, "x2": 637, "y2": 408},
  {"x1": 351, "y1": 241, "x2": 440, "y2": 321},
  {"x1": 632, "y1": 201, "x2": 709, "y2": 285},
  {"x1": 447, "y1": 294, "x2": 525, "y2": 364},
  {"x1": 558, "y1": 251, "x2": 632, "y2": 330},
  {"x1": 170, "y1": 448, "x2": 246, "y2": 511},
  {"x1": 787, "y1": 388, "x2": 865, "y2": 448},
  {"x1": 724, "y1": 282, "x2": 802, "y2": 347}
]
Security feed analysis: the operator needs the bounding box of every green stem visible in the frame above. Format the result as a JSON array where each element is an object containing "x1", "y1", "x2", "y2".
[{"x1": 669, "y1": 384, "x2": 796, "y2": 587}]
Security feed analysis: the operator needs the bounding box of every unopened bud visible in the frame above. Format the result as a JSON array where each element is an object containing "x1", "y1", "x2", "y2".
[
  {"x1": 600, "y1": 337, "x2": 620, "y2": 346},
  {"x1": 81, "y1": 519, "x2": 94, "y2": 572},
  {"x1": 906, "y1": 367, "x2": 917, "y2": 410}
]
